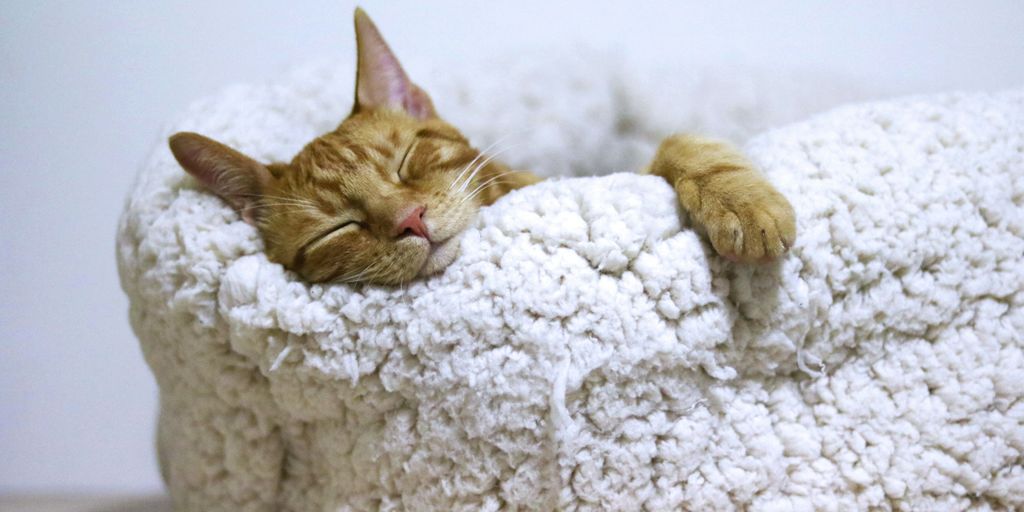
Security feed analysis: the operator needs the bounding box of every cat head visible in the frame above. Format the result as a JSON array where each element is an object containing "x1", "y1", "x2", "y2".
[{"x1": 170, "y1": 9, "x2": 516, "y2": 285}]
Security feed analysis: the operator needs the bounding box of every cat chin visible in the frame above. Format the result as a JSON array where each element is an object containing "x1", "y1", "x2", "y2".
[{"x1": 417, "y1": 234, "x2": 462, "y2": 277}]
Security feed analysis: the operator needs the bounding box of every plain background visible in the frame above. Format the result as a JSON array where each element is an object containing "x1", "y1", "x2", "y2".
[{"x1": 2, "y1": 0, "x2": 1022, "y2": 496}]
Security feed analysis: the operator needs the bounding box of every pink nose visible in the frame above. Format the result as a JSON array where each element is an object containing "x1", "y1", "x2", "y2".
[{"x1": 396, "y1": 206, "x2": 429, "y2": 240}]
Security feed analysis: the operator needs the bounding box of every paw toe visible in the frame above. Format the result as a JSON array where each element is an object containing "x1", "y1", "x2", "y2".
[
  {"x1": 777, "y1": 209, "x2": 797, "y2": 251},
  {"x1": 740, "y1": 222, "x2": 767, "y2": 261},
  {"x1": 719, "y1": 203, "x2": 795, "y2": 263},
  {"x1": 708, "y1": 211, "x2": 743, "y2": 258}
]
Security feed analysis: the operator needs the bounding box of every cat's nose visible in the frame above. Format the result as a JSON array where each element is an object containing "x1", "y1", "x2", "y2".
[{"x1": 395, "y1": 205, "x2": 429, "y2": 240}]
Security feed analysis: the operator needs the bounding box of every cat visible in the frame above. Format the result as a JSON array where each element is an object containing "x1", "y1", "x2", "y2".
[{"x1": 169, "y1": 8, "x2": 796, "y2": 286}]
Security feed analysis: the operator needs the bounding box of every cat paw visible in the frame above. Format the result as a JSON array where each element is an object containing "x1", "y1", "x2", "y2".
[{"x1": 699, "y1": 188, "x2": 796, "y2": 263}]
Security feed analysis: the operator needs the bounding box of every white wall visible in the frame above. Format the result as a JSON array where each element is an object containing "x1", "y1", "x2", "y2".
[{"x1": 1, "y1": 0, "x2": 1021, "y2": 494}]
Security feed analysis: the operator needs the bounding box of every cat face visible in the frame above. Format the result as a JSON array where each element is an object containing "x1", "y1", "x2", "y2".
[
  {"x1": 170, "y1": 9, "x2": 522, "y2": 285},
  {"x1": 259, "y1": 112, "x2": 491, "y2": 284}
]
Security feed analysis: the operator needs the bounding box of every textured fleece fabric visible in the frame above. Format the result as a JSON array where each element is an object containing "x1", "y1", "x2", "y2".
[{"x1": 117, "y1": 53, "x2": 1023, "y2": 510}]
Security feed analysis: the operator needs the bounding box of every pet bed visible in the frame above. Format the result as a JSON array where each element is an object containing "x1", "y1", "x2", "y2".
[{"x1": 117, "y1": 52, "x2": 1023, "y2": 510}]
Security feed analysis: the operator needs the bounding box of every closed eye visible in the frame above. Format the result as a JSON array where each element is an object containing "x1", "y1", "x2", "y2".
[
  {"x1": 396, "y1": 140, "x2": 416, "y2": 181},
  {"x1": 301, "y1": 221, "x2": 360, "y2": 251},
  {"x1": 291, "y1": 220, "x2": 361, "y2": 271}
]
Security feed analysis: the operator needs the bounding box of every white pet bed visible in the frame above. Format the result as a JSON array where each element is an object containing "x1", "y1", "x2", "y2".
[{"x1": 117, "y1": 53, "x2": 1024, "y2": 511}]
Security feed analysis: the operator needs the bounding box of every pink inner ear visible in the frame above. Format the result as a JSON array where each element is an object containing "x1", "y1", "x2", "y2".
[
  {"x1": 354, "y1": 9, "x2": 436, "y2": 119},
  {"x1": 359, "y1": 44, "x2": 408, "y2": 105},
  {"x1": 403, "y1": 85, "x2": 436, "y2": 120},
  {"x1": 168, "y1": 132, "x2": 272, "y2": 225}
]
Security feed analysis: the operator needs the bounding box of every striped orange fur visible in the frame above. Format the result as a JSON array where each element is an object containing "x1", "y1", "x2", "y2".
[{"x1": 169, "y1": 8, "x2": 794, "y2": 286}]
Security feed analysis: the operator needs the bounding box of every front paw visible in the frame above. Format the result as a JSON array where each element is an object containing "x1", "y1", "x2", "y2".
[{"x1": 681, "y1": 180, "x2": 796, "y2": 263}]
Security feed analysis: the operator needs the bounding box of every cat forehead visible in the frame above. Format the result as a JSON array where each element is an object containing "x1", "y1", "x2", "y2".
[
  {"x1": 291, "y1": 114, "x2": 466, "y2": 171},
  {"x1": 338, "y1": 110, "x2": 467, "y2": 145}
]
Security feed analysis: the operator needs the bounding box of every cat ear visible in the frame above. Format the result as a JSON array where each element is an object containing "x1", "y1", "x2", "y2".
[
  {"x1": 168, "y1": 132, "x2": 274, "y2": 224},
  {"x1": 352, "y1": 8, "x2": 436, "y2": 119}
]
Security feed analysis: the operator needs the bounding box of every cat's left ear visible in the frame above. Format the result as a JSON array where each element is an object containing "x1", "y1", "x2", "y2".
[
  {"x1": 168, "y1": 132, "x2": 274, "y2": 225},
  {"x1": 351, "y1": 8, "x2": 436, "y2": 119}
]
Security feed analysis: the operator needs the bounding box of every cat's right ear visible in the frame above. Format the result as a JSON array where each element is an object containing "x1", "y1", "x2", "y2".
[
  {"x1": 168, "y1": 132, "x2": 274, "y2": 224},
  {"x1": 351, "y1": 8, "x2": 436, "y2": 119}
]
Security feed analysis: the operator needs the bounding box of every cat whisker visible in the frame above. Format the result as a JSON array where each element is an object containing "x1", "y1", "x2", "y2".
[
  {"x1": 448, "y1": 131, "x2": 524, "y2": 191},
  {"x1": 261, "y1": 197, "x2": 319, "y2": 206},
  {"x1": 449, "y1": 149, "x2": 488, "y2": 192},
  {"x1": 261, "y1": 202, "x2": 318, "y2": 210},
  {"x1": 255, "y1": 206, "x2": 321, "y2": 219},
  {"x1": 457, "y1": 143, "x2": 523, "y2": 194},
  {"x1": 255, "y1": 202, "x2": 318, "y2": 209},
  {"x1": 327, "y1": 251, "x2": 382, "y2": 283},
  {"x1": 460, "y1": 180, "x2": 515, "y2": 209},
  {"x1": 334, "y1": 258, "x2": 382, "y2": 284},
  {"x1": 458, "y1": 171, "x2": 520, "y2": 208},
  {"x1": 363, "y1": 253, "x2": 407, "y2": 284},
  {"x1": 366, "y1": 255, "x2": 405, "y2": 284},
  {"x1": 240, "y1": 193, "x2": 319, "y2": 207}
]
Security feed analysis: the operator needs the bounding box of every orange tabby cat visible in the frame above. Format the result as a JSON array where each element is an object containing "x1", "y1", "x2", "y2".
[{"x1": 169, "y1": 9, "x2": 795, "y2": 286}]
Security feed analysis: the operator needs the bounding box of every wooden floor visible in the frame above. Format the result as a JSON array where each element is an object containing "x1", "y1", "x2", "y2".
[{"x1": 0, "y1": 495, "x2": 171, "y2": 512}]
